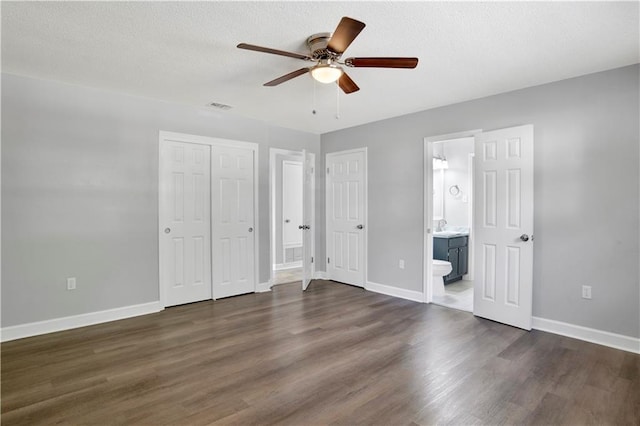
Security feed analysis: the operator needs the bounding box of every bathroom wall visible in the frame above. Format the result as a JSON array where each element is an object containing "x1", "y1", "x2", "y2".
[
  {"x1": 2, "y1": 73, "x2": 321, "y2": 328},
  {"x1": 442, "y1": 137, "x2": 474, "y2": 228},
  {"x1": 321, "y1": 64, "x2": 640, "y2": 339}
]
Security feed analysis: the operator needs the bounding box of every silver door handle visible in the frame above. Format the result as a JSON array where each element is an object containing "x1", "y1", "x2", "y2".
[
  {"x1": 357, "y1": 224, "x2": 364, "y2": 230},
  {"x1": 164, "y1": 228, "x2": 171, "y2": 234},
  {"x1": 520, "y1": 234, "x2": 529, "y2": 242},
  {"x1": 248, "y1": 227, "x2": 253, "y2": 232}
]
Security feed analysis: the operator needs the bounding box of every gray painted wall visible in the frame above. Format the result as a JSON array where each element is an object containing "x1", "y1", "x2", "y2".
[
  {"x1": 321, "y1": 64, "x2": 640, "y2": 338},
  {"x1": 2, "y1": 73, "x2": 320, "y2": 327}
]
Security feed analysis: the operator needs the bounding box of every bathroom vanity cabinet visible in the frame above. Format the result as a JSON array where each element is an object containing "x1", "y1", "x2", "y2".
[{"x1": 433, "y1": 235, "x2": 468, "y2": 284}]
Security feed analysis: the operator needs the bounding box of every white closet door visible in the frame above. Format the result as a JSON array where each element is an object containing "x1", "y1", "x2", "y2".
[
  {"x1": 473, "y1": 125, "x2": 534, "y2": 330},
  {"x1": 211, "y1": 145, "x2": 256, "y2": 299},
  {"x1": 160, "y1": 141, "x2": 212, "y2": 307}
]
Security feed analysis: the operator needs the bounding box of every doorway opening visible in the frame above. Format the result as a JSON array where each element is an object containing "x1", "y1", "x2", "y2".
[
  {"x1": 269, "y1": 148, "x2": 315, "y2": 289},
  {"x1": 424, "y1": 125, "x2": 535, "y2": 330},
  {"x1": 430, "y1": 137, "x2": 475, "y2": 312}
]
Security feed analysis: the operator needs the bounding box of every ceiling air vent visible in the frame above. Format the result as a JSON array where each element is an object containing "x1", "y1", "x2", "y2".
[{"x1": 208, "y1": 102, "x2": 232, "y2": 111}]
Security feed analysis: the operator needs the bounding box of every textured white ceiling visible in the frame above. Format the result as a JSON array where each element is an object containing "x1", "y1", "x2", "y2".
[{"x1": 2, "y1": 2, "x2": 638, "y2": 134}]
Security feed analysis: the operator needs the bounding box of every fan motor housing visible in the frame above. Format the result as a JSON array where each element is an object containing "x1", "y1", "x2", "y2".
[{"x1": 306, "y1": 32, "x2": 339, "y2": 60}]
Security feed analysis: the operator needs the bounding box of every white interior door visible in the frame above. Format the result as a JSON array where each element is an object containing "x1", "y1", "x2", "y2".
[
  {"x1": 160, "y1": 141, "x2": 212, "y2": 306},
  {"x1": 212, "y1": 145, "x2": 255, "y2": 299},
  {"x1": 302, "y1": 151, "x2": 315, "y2": 290},
  {"x1": 326, "y1": 149, "x2": 366, "y2": 287},
  {"x1": 282, "y1": 160, "x2": 303, "y2": 250},
  {"x1": 473, "y1": 125, "x2": 534, "y2": 330}
]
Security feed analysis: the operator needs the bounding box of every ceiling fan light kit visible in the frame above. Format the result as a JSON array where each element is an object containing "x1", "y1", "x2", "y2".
[
  {"x1": 310, "y1": 61, "x2": 343, "y2": 84},
  {"x1": 237, "y1": 17, "x2": 418, "y2": 94}
]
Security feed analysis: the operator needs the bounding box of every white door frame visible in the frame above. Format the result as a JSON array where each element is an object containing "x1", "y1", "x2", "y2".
[
  {"x1": 423, "y1": 130, "x2": 481, "y2": 303},
  {"x1": 269, "y1": 148, "x2": 315, "y2": 287},
  {"x1": 325, "y1": 147, "x2": 368, "y2": 287},
  {"x1": 158, "y1": 131, "x2": 259, "y2": 307}
]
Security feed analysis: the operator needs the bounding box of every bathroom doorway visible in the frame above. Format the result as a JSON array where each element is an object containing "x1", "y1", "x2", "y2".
[{"x1": 424, "y1": 132, "x2": 477, "y2": 312}]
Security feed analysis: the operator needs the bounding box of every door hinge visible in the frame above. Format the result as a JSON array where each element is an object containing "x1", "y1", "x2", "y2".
[
  {"x1": 311, "y1": 167, "x2": 314, "y2": 174},
  {"x1": 327, "y1": 257, "x2": 330, "y2": 264},
  {"x1": 311, "y1": 257, "x2": 314, "y2": 263},
  {"x1": 327, "y1": 167, "x2": 330, "y2": 174}
]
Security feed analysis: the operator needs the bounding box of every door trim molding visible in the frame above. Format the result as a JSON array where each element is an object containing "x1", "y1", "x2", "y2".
[
  {"x1": 325, "y1": 147, "x2": 368, "y2": 287},
  {"x1": 158, "y1": 131, "x2": 259, "y2": 307},
  {"x1": 423, "y1": 130, "x2": 482, "y2": 303}
]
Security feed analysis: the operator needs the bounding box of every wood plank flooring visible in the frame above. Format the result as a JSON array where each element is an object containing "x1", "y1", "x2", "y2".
[{"x1": 2, "y1": 280, "x2": 638, "y2": 425}]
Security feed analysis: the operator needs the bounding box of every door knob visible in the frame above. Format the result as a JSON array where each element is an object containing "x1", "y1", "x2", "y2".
[
  {"x1": 357, "y1": 224, "x2": 364, "y2": 230},
  {"x1": 305, "y1": 225, "x2": 311, "y2": 230},
  {"x1": 164, "y1": 228, "x2": 171, "y2": 234},
  {"x1": 248, "y1": 227, "x2": 254, "y2": 232},
  {"x1": 298, "y1": 225, "x2": 304, "y2": 230},
  {"x1": 520, "y1": 234, "x2": 529, "y2": 242},
  {"x1": 285, "y1": 219, "x2": 290, "y2": 223}
]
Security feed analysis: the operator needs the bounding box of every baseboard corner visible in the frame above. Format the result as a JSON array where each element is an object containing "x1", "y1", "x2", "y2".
[{"x1": 256, "y1": 281, "x2": 272, "y2": 293}]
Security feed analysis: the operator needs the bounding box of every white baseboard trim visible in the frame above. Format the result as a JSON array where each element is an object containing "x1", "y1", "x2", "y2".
[
  {"x1": 1, "y1": 301, "x2": 164, "y2": 343},
  {"x1": 532, "y1": 316, "x2": 640, "y2": 354},
  {"x1": 313, "y1": 271, "x2": 327, "y2": 280},
  {"x1": 365, "y1": 281, "x2": 423, "y2": 303},
  {"x1": 274, "y1": 262, "x2": 302, "y2": 271},
  {"x1": 256, "y1": 281, "x2": 272, "y2": 293}
]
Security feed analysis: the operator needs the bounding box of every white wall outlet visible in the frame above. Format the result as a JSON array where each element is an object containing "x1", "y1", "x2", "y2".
[
  {"x1": 67, "y1": 277, "x2": 76, "y2": 291},
  {"x1": 399, "y1": 259, "x2": 405, "y2": 269},
  {"x1": 581, "y1": 285, "x2": 592, "y2": 299}
]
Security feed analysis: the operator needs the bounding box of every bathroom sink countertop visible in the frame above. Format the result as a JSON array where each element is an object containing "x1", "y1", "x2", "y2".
[{"x1": 433, "y1": 227, "x2": 469, "y2": 238}]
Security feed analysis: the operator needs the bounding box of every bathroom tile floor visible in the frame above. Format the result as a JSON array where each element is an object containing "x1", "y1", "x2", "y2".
[
  {"x1": 432, "y1": 279, "x2": 473, "y2": 312},
  {"x1": 272, "y1": 267, "x2": 303, "y2": 285}
]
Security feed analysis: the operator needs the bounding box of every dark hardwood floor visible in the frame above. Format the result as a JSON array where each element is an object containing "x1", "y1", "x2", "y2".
[{"x1": 2, "y1": 280, "x2": 638, "y2": 425}]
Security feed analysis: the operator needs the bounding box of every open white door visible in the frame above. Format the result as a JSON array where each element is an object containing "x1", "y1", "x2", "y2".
[
  {"x1": 473, "y1": 125, "x2": 534, "y2": 330},
  {"x1": 301, "y1": 150, "x2": 315, "y2": 290},
  {"x1": 326, "y1": 149, "x2": 366, "y2": 287}
]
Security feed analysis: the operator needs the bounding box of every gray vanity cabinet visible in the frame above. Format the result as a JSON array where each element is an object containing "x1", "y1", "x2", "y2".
[{"x1": 433, "y1": 235, "x2": 469, "y2": 284}]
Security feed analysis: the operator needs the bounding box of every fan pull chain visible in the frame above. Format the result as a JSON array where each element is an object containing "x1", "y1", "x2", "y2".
[
  {"x1": 312, "y1": 79, "x2": 317, "y2": 115},
  {"x1": 335, "y1": 82, "x2": 340, "y2": 119}
]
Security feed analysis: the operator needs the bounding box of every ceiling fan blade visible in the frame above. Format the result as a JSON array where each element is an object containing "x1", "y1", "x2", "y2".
[
  {"x1": 338, "y1": 72, "x2": 360, "y2": 94},
  {"x1": 237, "y1": 43, "x2": 311, "y2": 61},
  {"x1": 327, "y1": 17, "x2": 366, "y2": 54},
  {"x1": 345, "y1": 57, "x2": 419, "y2": 68},
  {"x1": 264, "y1": 68, "x2": 311, "y2": 86}
]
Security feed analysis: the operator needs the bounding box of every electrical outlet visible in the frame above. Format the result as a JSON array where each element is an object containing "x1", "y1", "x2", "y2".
[
  {"x1": 581, "y1": 285, "x2": 592, "y2": 299},
  {"x1": 67, "y1": 277, "x2": 76, "y2": 291},
  {"x1": 399, "y1": 259, "x2": 405, "y2": 269}
]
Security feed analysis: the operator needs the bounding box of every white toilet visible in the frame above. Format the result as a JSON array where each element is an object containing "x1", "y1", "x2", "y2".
[{"x1": 432, "y1": 259, "x2": 453, "y2": 297}]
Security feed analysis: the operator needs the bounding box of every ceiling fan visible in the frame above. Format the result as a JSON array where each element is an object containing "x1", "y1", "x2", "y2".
[{"x1": 237, "y1": 17, "x2": 418, "y2": 94}]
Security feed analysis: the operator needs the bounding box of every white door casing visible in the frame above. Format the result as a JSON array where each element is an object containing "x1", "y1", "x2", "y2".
[
  {"x1": 326, "y1": 149, "x2": 366, "y2": 287},
  {"x1": 302, "y1": 151, "x2": 315, "y2": 290},
  {"x1": 473, "y1": 125, "x2": 534, "y2": 330},
  {"x1": 159, "y1": 141, "x2": 212, "y2": 307},
  {"x1": 211, "y1": 144, "x2": 256, "y2": 299},
  {"x1": 282, "y1": 160, "x2": 303, "y2": 251}
]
